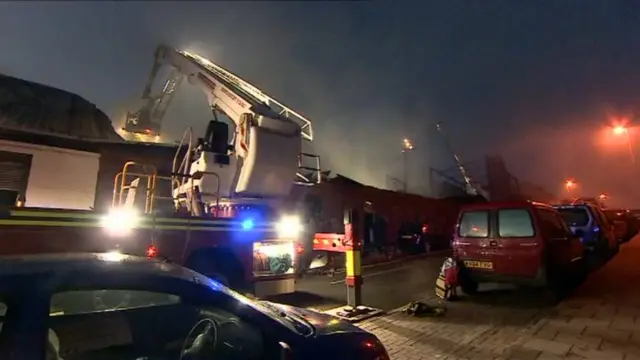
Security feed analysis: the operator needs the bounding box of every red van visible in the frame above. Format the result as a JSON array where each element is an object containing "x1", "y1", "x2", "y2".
[{"x1": 452, "y1": 201, "x2": 586, "y2": 295}]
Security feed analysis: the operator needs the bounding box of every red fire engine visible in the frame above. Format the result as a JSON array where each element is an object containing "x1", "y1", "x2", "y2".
[{"x1": 0, "y1": 44, "x2": 321, "y2": 297}]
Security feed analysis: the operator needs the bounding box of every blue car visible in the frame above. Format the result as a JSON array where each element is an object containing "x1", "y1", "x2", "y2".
[
  {"x1": 0, "y1": 253, "x2": 389, "y2": 360},
  {"x1": 554, "y1": 203, "x2": 618, "y2": 255}
]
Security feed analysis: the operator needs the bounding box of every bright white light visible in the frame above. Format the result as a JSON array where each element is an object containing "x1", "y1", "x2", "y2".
[
  {"x1": 275, "y1": 215, "x2": 303, "y2": 239},
  {"x1": 101, "y1": 208, "x2": 139, "y2": 237},
  {"x1": 100, "y1": 250, "x2": 126, "y2": 262}
]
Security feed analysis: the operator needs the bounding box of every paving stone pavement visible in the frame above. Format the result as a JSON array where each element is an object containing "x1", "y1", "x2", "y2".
[{"x1": 357, "y1": 236, "x2": 640, "y2": 360}]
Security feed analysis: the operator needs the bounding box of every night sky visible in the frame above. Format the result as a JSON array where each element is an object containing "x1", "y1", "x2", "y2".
[{"x1": 1, "y1": 1, "x2": 640, "y2": 207}]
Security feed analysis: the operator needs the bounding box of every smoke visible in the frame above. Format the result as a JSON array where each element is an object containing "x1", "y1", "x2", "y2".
[{"x1": 4, "y1": 1, "x2": 640, "y2": 205}]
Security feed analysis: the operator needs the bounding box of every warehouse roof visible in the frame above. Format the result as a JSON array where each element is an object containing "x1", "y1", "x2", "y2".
[{"x1": 0, "y1": 74, "x2": 123, "y2": 142}]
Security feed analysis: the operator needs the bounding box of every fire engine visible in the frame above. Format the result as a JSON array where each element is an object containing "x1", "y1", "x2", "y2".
[{"x1": 0, "y1": 44, "x2": 321, "y2": 297}]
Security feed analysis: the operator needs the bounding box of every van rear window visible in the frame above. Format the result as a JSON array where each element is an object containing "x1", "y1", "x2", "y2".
[
  {"x1": 498, "y1": 209, "x2": 534, "y2": 237},
  {"x1": 459, "y1": 211, "x2": 489, "y2": 238},
  {"x1": 556, "y1": 208, "x2": 589, "y2": 227}
]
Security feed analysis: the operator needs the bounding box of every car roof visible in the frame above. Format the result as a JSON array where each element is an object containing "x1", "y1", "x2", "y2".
[
  {"x1": 553, "y1": 203, "x2": 592, "y2": 209},
  {"x1": 460, "y1": 201, "x2": 553, "y2": 211},
  {"x1": 0, "y1": 253, "x2": 201, "y2": 283}
]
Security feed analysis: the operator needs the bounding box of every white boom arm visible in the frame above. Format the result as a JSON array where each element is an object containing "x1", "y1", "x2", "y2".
[
  {"x1": 148, "y1": 45, "x2": 313, "y2": 205},
  {"x1": 123, "y1": 67, "x2": 183, "y2": 137}
]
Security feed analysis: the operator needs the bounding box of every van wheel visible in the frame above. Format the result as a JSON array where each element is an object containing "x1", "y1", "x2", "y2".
[
  {"x1": 460, "y1": 280, "x2": 478, "y2": 295},
  {"x1": 458, "y1": 270, "x2": 479, "y2": 295}
]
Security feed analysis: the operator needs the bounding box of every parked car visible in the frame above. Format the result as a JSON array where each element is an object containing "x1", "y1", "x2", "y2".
[
  {"x1": 604, "y1": 209, "x2": 639, "y2": 242},
  {"x1": 554, "y1": 203, "x2": 619, "y2": 256},
  {"x1": 556, "y1": 203, "x2": 620, "y2": 258},
  {"x1": 0, "y1": 253, "x2": 389, "y2": 360},
  {"x1": 452, "y1": 201, "x2": 586, "y2": 295}
]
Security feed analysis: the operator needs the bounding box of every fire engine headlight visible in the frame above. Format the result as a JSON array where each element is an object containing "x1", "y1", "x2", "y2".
[
  {"x1": 276, "y1": 215, "x2": 303, "y2": 239},
  {"x1": 101, "y1": 208, "x2": 139, "y2": 237}
]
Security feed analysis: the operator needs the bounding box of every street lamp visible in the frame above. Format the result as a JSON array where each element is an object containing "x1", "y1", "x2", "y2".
[
  {"x1": 402, "y1": 138, "x2": 414, "y2": 193},
  {"x1": 611, "y1": 125, "x2": 635, "y2": 164}
]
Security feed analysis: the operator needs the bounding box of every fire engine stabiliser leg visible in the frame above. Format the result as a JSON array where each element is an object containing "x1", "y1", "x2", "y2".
[
  {"x1": 345, "y1": 249, "x2": 362, "y2": 307},
  {"x1": 315, "y1": 209, "x2": 384, "y2": 323}
]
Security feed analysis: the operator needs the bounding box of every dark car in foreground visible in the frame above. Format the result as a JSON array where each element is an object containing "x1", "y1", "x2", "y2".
[{"x1": 0, "y1": 253, "x2": 388, "y2": 360}]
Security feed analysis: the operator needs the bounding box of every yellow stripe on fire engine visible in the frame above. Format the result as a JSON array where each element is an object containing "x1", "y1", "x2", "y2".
[
  {"x1": 10, "y1": 210, "x2": 100, "y2": 220},
  {"x1": 345, "y1": 250, "x2": 361, "y2": 277},
  {"x1": 8, "y1": 210, "x2": 239, "y2": 226},
  {"x1": 0, "y1": 219, "x2": 272, "y2": 232}
]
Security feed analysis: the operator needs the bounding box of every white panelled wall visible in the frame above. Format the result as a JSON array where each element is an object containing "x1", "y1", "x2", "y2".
[{"x1": 0, "y1": 140, "x2": 100, "y2": 210}]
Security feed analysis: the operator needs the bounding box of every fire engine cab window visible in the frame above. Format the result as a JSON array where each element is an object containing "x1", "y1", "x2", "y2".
[
  {"x1": 498, "y1": 209, "x2": 534, "y2": 237},
  {"x1": 48, "y1": 289, "x2": 265, "y2": 360},
  {"x1": 459, "y1": 211, "x2": 489, "y2": 238}
]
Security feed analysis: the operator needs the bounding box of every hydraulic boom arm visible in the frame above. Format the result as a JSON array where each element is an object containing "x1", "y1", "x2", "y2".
[{"x1": 127, "y1": 45, "x2": 319, "y2": 210}]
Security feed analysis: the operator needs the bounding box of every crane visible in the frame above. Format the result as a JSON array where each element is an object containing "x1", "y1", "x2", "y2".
[
  {"x1": 123, "y1": 44, "x2": 320, "y2": 215},
  {"x1": 434, "y1": 122, "x2": 489, "y2": 199}
]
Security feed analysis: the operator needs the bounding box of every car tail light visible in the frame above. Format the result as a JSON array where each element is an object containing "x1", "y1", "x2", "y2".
[
  {"x1": 363, "y1": 339, "x2": 390, "y2": 360},
  {"x1": 147, "y1": 245, "x2": 157, "y2": 258},
  {"x1": 278, "y1": 342, "x2": 293, "y2": 360}
]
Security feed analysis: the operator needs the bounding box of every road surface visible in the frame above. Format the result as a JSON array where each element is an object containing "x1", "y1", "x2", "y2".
[
  {"x1": 266, "y1": 253, "x2": 447, "y2": 311},
  {"x1": 267, "y1": 251, "x2": 561, "y2": 312}
]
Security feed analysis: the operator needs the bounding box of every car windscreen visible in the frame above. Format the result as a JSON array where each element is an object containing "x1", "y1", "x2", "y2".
[
  {"x1": 49, "y1": 289, "x2": 268, "y2": 360},
  {"x1": 556, "y1": 207, "x2": 590, "y2": 227}
]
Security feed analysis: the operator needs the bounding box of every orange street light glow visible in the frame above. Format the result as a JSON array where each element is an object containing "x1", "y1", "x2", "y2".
[
  {"x1": 612, "y1": 125, "x2": 628, "y2": 135},
  {"x1": 565, "y1": 180, "x2": 576, "y2": 189}
]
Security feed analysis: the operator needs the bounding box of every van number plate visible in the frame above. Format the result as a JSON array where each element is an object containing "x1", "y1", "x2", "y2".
[{"x1": 464, "y1": 261, "x2": 493, "y2": 270}]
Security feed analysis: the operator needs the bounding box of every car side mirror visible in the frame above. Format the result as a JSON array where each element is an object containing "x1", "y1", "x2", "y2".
[
  {"x1": 279, "y1": 341, "x2": 293, "y2": 360},
  {"x1": 573, "y1": 229, "x2": 585, "y2": 238}
]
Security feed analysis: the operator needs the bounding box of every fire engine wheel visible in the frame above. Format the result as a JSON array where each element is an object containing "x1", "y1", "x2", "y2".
[
  {"x1": 207, "y1": 272, "x2": 230, "y2": 287},
  {"x1": 186, "y1": 251, "x2": 244, "y2": 290}
]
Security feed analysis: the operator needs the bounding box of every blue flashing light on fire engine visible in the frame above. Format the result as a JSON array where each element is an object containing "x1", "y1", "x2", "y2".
[{"x1": 241, "y1": 219, "x2": 255, "y2": 231}]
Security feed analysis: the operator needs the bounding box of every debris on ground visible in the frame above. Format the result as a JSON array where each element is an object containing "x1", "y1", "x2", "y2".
[{"x1": 402, "y1": 300, "x2": 447, "y2": 317}]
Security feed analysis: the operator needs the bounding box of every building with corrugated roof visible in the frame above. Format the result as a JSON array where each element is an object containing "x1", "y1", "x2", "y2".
[{"x1": 0, "y1": 74, "x2": 123, "y2": 142}]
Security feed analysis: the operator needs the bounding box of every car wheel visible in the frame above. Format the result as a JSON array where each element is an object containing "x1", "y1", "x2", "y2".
[
  {"x1": 599, "y1": 238, "x2": 611, "y2": 260},
  {"x1": 570, "y1": 258, "x2": 588, "y2": 287},
  {"x1": 610, "y1": 239, "x2": 620, "y2": 255}
]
